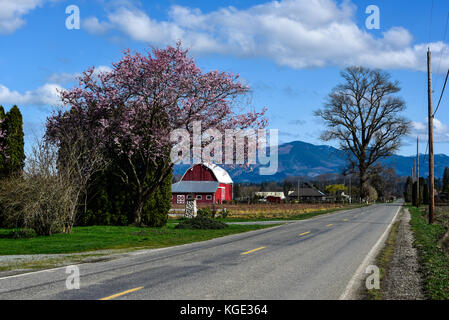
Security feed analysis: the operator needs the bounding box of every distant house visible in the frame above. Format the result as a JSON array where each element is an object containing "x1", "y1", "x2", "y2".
[
  {"x1": 254, "y1": 192, "x2": 285, "y2": 203},
  {"x1": 171, "y1": 163, "x2": 233, "y2": 204},
  {"x1": 287, "y1": 186, "x2": 327, "y2": 202}
]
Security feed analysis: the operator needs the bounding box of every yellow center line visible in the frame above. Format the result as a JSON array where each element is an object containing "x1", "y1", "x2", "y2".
[
  {"x1": 299, "y1": 231, "x2": 311, "y2": 236},
  {"x1": 241, "y1": 246, "x2": 266, "y2": 255},
  {"x1": 326, "y1": 224, "x2": 333, "y2": 227},
  {"x1": 99, "y1": 286, "x2": 144, "y2": 300}
]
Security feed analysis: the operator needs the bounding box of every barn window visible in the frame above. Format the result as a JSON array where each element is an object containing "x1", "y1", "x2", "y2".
[
  {"x1": 206, "y1": 195, "x2": 212, "y2": 200},
  {"x1": 187, "y1": 195, "x2": 193, "y2": 200},
  {"x1": 176, "y1": 195, "x2": 185, "y2": 204},
  {"x1": 196, "y1": 195, "x2": 202, "y2": 200}
]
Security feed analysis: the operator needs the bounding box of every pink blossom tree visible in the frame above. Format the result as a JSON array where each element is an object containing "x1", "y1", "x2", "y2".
[{"x1": 46, "y1": 42, "x2": 267, "y2": 225}]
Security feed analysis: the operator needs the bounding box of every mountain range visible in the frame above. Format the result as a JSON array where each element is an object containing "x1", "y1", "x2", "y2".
[{"x1": 174, "y1": 140, "x2": 449, "y2": 183}]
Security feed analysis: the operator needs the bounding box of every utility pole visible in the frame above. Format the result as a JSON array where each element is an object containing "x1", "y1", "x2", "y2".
[
  {"x1": 349, "y1": 175, "x2": 352, "y2": 204},
  {"x1": 413, "y1": 159, "x2": 416, "y2": 182},
  {"x1": 417, "y1": 136, "x2": 420, "y2": 208},
  {"x1": 297, "y1": 179, "x2": 300, "y2": 203},
  {"x1": 428, "y1": 48, "x2": 435, "y2": 224}
]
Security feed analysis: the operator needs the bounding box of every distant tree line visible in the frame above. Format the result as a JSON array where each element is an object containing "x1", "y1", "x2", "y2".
[{"x1": 233, "y1": 165, "x2": 405, "y2": 203}]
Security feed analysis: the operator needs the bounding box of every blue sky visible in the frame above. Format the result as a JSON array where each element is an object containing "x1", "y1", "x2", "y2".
[{"x1": 1, "y1": 0, "x2": 449, "y2": 156}]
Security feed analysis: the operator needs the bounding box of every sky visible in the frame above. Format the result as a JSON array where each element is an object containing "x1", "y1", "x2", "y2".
[{"x1": 1, "y1": 0, "x2": 449, "y2": 157}]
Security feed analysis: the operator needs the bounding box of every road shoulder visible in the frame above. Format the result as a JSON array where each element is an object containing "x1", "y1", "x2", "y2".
[{"x1": 363, "y1": 208, "x2": 424, "y2": 300}]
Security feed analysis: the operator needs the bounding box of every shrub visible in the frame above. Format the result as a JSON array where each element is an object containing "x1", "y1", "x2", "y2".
[
  {"x1": 78, "y1": 164, "x2": 172, "y2": 227},
  {"x1": 175, "y1": 217, "x2": 228, "y2": 230},
  {"x1": 197, "y1": 207, "x2": 212, "y2": 218},
  {"x1": 7, "y1": 228, "x2": 36, "y2": 239},
  {"x1": 221, "y1": 208, "x2": 229, "y2": 219}
]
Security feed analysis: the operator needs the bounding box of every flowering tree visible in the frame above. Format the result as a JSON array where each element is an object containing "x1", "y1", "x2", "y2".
[{"x1": 46, "y1": 43, "x2": 267, "y2": 225}]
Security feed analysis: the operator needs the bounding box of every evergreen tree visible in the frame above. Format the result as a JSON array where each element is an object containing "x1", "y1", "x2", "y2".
[
  {"x1": 412, "y1": 181, "x2": 417, "y2": 207},
  {"x1": 422, "y1": 183, "x2": 429, "y2": 205},
  {"x1": 0, "y1": 106, "x2": 6, "y2": 178},
  {"x1": 78, "y1": 161, "x2": 172, "y2": 227},
  {"x1": 404, "y1": 176, "x2": 413, "y2": 203},
  {"x1": 3, "y1": 106, "x2": 25, "y2": 176},
  {"x1": 233, "y1": 183, "x2": 241, "y2": 199},
  {"x1": 443, "y1": 167, "x2": 449, "y2": 195}
]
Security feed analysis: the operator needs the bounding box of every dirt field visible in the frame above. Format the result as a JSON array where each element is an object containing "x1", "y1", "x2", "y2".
[{"x1": 170, "y1": 202, "x2": 346, "y2": 219}]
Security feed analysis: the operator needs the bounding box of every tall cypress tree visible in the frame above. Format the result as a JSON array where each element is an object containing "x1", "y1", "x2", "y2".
[
  {"x1": 4, "y1": 106, "x2": 25, "y2": 176},
  {"x1": 412, "y1": 181, "x2": 417, "y2": 207},
  {"x1": 443, "y1": 167, "x2": 449, "y2": 195},
  {"x1": 404, "y1": 176, "x2": 413, "y2": 202}
]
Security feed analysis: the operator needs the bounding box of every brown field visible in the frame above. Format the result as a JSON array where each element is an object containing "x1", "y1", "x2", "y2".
[{"x1": 170, "y1": 202, "x2": 346, "y2": 219}]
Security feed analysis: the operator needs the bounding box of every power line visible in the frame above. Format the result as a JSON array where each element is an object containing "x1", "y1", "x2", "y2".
[
  {"x1": 433, "y1": 69, "x2": 449, "y2": 116},
  {"x1": 436, "y1": 12, "x2": 449, "y2": 76}
]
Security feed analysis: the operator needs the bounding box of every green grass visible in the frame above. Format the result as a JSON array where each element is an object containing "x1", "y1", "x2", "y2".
[
  {"x1": 0, "y1": 223, "x2": 276, "y2": 255},
  {"x1": 365, "y1": 220, "x2": 400, "y2": 300},
  {"x1": 409, "y1": 205, "x2": 449, "y2": 300}
]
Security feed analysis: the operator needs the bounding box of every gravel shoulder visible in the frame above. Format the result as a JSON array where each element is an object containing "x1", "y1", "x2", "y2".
[{"x1": 367, "y1": 208, "x2": 425, "y2": 300}]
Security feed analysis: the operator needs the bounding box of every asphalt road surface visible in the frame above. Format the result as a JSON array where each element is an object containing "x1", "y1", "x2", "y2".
[{"x1": 0, "y1": 202, "x2": 401, "y2": 300}]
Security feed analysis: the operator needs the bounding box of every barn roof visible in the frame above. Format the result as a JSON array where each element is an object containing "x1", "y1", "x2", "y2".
[
  {"x1": 182, "y1": 163, "x2": 233, "y2": 184},
  {"x1": 172, "y1": 181, "x2": 220, "y2": 193},
  {"x1": 203, "y1": 163, "x2": 233, "y2": 184}
]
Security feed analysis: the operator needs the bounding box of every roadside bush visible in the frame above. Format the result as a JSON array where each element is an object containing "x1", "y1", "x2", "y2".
[
  {"x1": 7, "y1": 228, "x2": 36, "y2": 239},
  {"x1": 0, "y1": 171, "x2": 69, "y2": 236},
  {"x1": 221, "y1": 208, "x2": 229, "y2": 219},
  {"x1": 175, "y1": 217, "x2": 228, "y2": 230},
  {"x1": 197, "y1": 207, "x2": 212, "y2": 218},
  {"x1": 0, "y1": 136, "x2": 105, "y2": 236}
]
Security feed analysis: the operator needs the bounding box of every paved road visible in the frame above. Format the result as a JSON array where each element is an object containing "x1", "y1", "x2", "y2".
[{"x1": 0, "y1": 203, "x2": 401, "y2": 300}]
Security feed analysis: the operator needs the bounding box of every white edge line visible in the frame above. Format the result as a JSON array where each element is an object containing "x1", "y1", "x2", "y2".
[
  {"x1": 0, "y1": 224, "x2": 287, "y2": 281},
  {"x1": 0, "y1": 265, "x2": 68, "y2": 280},
  {"x1": 0, "y1": 204, "x2": 373, "y2": 281},
  {"x1": 338, "y1": 204, "x2": 402, "y2": 300}
]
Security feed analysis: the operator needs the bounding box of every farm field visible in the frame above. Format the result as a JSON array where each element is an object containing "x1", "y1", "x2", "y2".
[{"x1": 170, "y1": 202, "x2": 363, "y2": 221}]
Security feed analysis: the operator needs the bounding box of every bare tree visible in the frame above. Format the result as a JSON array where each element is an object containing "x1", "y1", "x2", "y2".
[
  {"x1": 0, "y1": 131, "x2": 106, "y2": 235},
  {"x1": 315, "y1": 66, "x2": 410, "y2": 200}
]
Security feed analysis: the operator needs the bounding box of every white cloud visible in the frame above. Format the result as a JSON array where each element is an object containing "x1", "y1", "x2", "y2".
[
  {"x1": 46, "y1": 65, "x2": 113, "y2": 84},
  {"x1": 0, "y1": 65, "x2": 114, "y2": 106},
  {"x1": 46, "y1": 72, "x2": 79, "y2": 84},
  {"x1": 85, "y1": 0, "x2": 449, "y2": 72},
  {"x1": 0, "y1": 83, "x2": 63, "y2": 106},
  {"x1": 411, "y1": 118, "x2": 449, "y2": 143},
  {"x1": 83, "y1": 16, "x2": 111, "y2": 35},
  {"x1": 0, "y1": 0, "x2": 45, "y2": 34}
]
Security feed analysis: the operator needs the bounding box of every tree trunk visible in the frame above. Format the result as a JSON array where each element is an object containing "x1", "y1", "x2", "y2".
[
  {"x1": 133, "y1": 194, "x2": 144, "y2": 226},
  {"x1": 359, "y1": 166, "x2": 370, "y2": 201}
]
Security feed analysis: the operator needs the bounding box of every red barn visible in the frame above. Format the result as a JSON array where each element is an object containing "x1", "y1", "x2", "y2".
[{"x1": 172, "y1": 163, "x2": 233, "y2": 204}]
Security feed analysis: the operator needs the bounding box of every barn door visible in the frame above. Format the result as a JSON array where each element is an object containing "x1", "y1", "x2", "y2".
[{"x1": 221, "y1": 188, "x2": 225, "y2": 202}]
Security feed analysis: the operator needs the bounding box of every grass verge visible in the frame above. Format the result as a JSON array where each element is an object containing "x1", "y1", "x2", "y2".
[
  {"x1": 0, "y1": 223, "x2": 278, "y2": 256},
  {"x1": 364, "y1": 219, "x2": 400, "y2": 300},
  {"x1": 409, "y1": 205, "x2": 449, "y2": 300}
]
